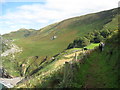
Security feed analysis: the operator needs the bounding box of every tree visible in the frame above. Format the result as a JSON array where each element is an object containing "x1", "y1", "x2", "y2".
[
  {"x1": 94, "y1": 35, "x2": 104, "y2": 43},
  {"x1": 93, "y1": 30, "x2": 100, "y2": 36},
  {"x1": 76, "y1": 38, "x2": 83, "y2": 48},
  {"x1": 100, "y1": 29, "x2": 110, "y2": 38},
  {"x1": 67, "y1": 43, "x2": 74, "y2": 49},
  {"x1": 81, "y1": 37, "x2": 90, "y2": 47}
]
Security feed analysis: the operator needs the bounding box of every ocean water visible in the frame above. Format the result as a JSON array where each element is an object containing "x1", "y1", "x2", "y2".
[
  {"x1": 0, "y1": 83, "x2": 6, "y2": 90},
  {"x1": 0, "y1": 83, "x2": 3, "y2": 90}
]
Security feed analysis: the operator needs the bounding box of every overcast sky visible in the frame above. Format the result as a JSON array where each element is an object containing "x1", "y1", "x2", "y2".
[{"x1": 0, "y1": 0, "x2": 119, "y2": 34}]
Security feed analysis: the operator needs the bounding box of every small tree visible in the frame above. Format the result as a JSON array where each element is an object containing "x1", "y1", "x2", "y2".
[
  {"x1": 100, "y1": 29, "x2": 110, "y2": 38},
  {"x1": 81, "y1": 37, "x2": 90, "y2": 47},
  {"x1": 67, "y1": 43, "x2": 74, "y2": 49},
  {"x1": 93, "y1": 30, "x2": 100, "y2": 36},
  {"x1": 94, "y1": 35, "x2": 104, "y2": 43}
]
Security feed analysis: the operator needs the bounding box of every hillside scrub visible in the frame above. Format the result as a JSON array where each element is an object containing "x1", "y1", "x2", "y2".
[
  {"x1": 61, "y1": 31, "x2": 119, "y2": 88},
  {"x1": 13, "y1": 31, "x2": 119, "y2": 88},
  {"x1": 48, "y1": 31, "x2": 119, "y2": 88},
  {"x1": 30, "y1": 31, "x2": 119, "y2": 88},
  {"x1": 1, "y1": 8, "x2": 119, "y2": 87},
  {"x1": 67, "y1": 29, "x2": 114, "y2": 49}
]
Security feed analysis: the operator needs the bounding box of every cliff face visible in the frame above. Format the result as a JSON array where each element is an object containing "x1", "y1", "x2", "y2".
[
  {"x1": 0, "y1": 68, "x2": 13, "y2": 78},
  {"x1": 1, "y1": 43, "x2": 22, "y2": 57},
  {"x1": 0, "y1": 36, "x2": 23, "y2": 77}
]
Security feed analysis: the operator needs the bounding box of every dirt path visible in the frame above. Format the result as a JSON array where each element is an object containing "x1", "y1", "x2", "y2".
[
  {"x1": 54, "y1": 50, "x2": 83, "y2": 68},
  {"x1": 40, "y1": 50, "x2": 83, "y2": 79},
  {"x1": 84, "y1": 59, "x2": 98, "y2": 88},
  {"x1": 65, "y1": 51, "x2": 82, "y2": 58},
  {"x1": 84, "y1": 52, "x2": 105, "y2": 88},
  {"x1": 54, "y1": 59, "x2": 72, "y2": 68}
]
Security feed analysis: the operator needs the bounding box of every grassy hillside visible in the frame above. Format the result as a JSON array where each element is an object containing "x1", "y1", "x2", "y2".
[
  {"x1": 2, "y1": 8, "x2": 119, "y2": 78},
  {"x1": 15, "y1": 8, "x2": 118, "y2": 57},
  {"x1": 73, "y1": 31, "x2": 119, "y2": 88},
  {"x1": 3, "y1": 28, "x2": 37, "y2": 39},
  {"x1": 16, "y1": 31, "x2": 119, "y2": 88}
]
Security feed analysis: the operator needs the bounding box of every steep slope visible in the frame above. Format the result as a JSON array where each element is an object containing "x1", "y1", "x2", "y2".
[
  {"x1": 16, "y1": 31, "x2": 119, "y2": 88},
  {"x1": 14, "y1": 8, "x2": 118, "y2": 57},
  {"x1": 78, "y1": 31, "x2": 119, "y2": 88},
  {"x1": 61, "y1": 31, "x2": 119, "y2": 88},
  {"x1": 1, "y1": 38, "x2": 22, "y2": 77},
  {"x1": 0, "y1": 36, "x2": 14, "y2": 53},
  {"x1": 2, "y1": 8, "x2": 119, "y2": 78}
]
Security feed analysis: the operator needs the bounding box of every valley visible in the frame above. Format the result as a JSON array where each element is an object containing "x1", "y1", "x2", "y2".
[{"x1": 0, "y1": 8, "x2": 119, "y2": 88}]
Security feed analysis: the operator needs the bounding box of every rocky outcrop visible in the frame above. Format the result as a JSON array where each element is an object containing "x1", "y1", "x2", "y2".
[
  {"x1": 0, "y1": 67, "x2": 13, "y2": 78},
  {"x1": 1, "y1": 44, "x2": 22, "y2": 57},
  {"x1": 0, "y1": 37, "x2": 23, "y2": 77},
  {"x1": 0, "y1": 36, "x2": 22, "y2": 57}
]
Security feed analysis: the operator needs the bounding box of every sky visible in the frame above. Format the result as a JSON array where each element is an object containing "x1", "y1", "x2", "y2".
[{"x1": 0, "y1": 0, "x2": 119, "y2": 34}]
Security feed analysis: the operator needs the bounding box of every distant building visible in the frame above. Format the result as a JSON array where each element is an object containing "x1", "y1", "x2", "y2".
[{"x1": 51, "y1": 36, "x2": 57, "y2": 40}]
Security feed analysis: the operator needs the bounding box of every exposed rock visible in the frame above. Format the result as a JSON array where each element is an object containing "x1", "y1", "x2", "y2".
[{"x1": 1, "y1": 44, "x2": 22, "y2": 57}]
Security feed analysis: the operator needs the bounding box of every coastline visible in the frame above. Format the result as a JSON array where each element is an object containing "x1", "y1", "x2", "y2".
[{"x1": 0, "y1": 81, "x2": 13, "y2": 88}]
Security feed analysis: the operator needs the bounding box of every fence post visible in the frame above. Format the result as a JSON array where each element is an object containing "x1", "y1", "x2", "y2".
[{"x1": 75, "y1": 53, "x2": 77, "y2": 61}]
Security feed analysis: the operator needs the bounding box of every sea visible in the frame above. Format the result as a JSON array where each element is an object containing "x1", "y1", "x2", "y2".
[
  {"x1": 0, "y1": 83, "x2": 3, "y2": 90},
  {"x1": 0, "y1": 83, "x2": 6, "y2": 90}
]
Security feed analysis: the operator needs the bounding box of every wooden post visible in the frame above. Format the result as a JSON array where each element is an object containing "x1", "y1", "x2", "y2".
[{"x1": 75, "y1": 53, "x2": 77, "y2": 61}]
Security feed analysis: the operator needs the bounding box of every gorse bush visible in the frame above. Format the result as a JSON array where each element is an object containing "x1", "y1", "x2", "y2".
[{"x1": 67, "y1": 29, "x2": 113, "y2": 49}]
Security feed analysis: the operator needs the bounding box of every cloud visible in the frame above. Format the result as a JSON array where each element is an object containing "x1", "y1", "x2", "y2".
[
  {"x1": 0, "y1": 0, "x2": 119, "y2": 34},
  {"x1": 0, "y1": 0, "x2": 45, "y2": 3}
]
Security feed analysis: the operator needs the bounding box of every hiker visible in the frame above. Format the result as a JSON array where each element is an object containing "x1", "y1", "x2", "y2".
[
  {"x1": 99, "y1": 42, "x2": 105, "y2": 51},
  {"x1": 83, "y1": 47, "x2": 88, "y2": 50}
]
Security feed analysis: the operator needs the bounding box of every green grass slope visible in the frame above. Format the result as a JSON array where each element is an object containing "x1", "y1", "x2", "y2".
[
  {"x1": 16, "y1": 31, "x2": 119, "y2": 88},
  {"x1": 64, "y1": 31, "x2": 119, "y2": 88},
  {"x1": 15, "y1": 8, "x2": 118, "y2": 58},
  {"x1": 2, "y1": 8, "x2": 119, "y2": 77},
  {"x1": 3, "y1": 28, "x2": 37, "y2": 39},
  {"x1": 76, "y1": 31, "x2": 119, "y2": 88},
  {"x1": 45, "y1": 31, "x2": 120, "y2": 88}
]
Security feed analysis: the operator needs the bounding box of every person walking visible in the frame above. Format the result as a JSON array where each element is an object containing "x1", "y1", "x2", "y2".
[{"x1": 99, "y1": 42, "x2": 105, "y2": 51}]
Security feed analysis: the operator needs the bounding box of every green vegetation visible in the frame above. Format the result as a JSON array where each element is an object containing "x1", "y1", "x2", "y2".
[
  {"x1": 67, "y1": 29, "x2": 114, "y2": 49},
  {"x1": 85, "y1": 43, "x2": 99, "y2": 49},
  {"x1": 22, "y1": 31, "x2": 119, "y2": 88},
  {"x1": 2, "y1": 55, "x2": 20, "y2": 76},
  {"x1": 12, "y1": 8, "x2": 118, "y2": 59},
  {"x1": 13, "y1": 8, "x2": 118, "y2": 69},
  {"x1": 3, "y1": 28, "x2": 37, "y2": 39},
  {"x1": 16, "y1": 31, "x2": 119, "y2": 88},
  {"x1": 1, "y1": 8, "x2": 119, "y2": 88},
  {"x1": 72, "y1": 31, "x2": 119, "y2": 88}
]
